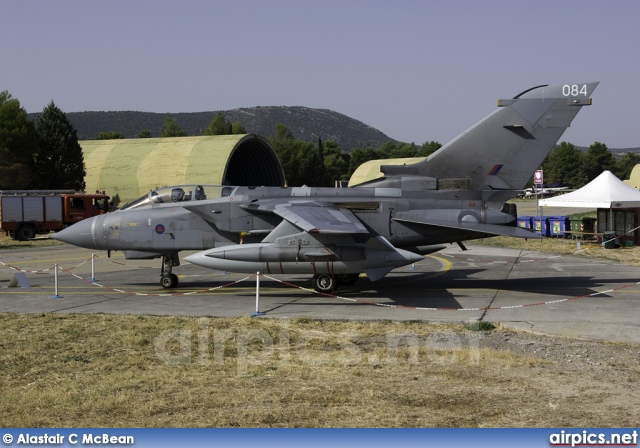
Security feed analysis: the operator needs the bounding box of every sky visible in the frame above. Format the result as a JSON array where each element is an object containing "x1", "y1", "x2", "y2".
[{"x1": 3, "y1": 0, "x2": 639, "y2": 148}]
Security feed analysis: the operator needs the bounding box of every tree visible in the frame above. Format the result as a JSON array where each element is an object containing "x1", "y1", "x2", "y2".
[
  {"x1": 269, "y1": 123, "x2": 327, "y2": 186},
  {"x1": 0, "y1": 90, "x2": 38, "y2": 189},
  {"x1": 160, "y1": 116, "x2": 188, "y2": 137},
  {"x1": 273, "y1": 122, "x2": 294, "y2": 142},
  {"x1": 615, "y1": 152, "x2": 640, "y2": 181},
  {"x1": 418, "y1": 140, "x2": 442, "y2": 157},
  {"x1": 322, "y1": 140, "x2": 349, "y2": 185},
  {"x1": 542, "y1": 141, "x2": 587, "y2": 188},
  {"x1": 231, "y1": 121, "x2": 246, "y2": 134},
  {"x1": 203, "y1": 112, "x2": 247, "y2": 135},
  {"x1": 96, "y1": 131, "x2": 124, "y2": 140},
  {"x1": 583, "y1": 141, "x2": 616, "y2": 182},
  {"x1": 269, "y1": 124, "x2": 304, "y2": 185},
  {"x1": 32, "y1": 101, "x2": 86, "y2": 190},
  {"x1": 203, "y1": 112, "x2": 229, "y2": 135},
  {"x1": 137, "y1": 129, "x2": 152, "y2": 138}
]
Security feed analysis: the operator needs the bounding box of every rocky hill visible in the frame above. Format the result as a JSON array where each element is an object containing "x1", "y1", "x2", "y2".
[{"x1": 29, "y1": 107, "x2": 397, "y2": 152}]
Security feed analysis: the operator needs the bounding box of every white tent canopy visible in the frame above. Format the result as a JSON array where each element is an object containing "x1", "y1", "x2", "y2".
[{"x1": 539, "y1": 171, "x2": 640, "y2": 208}]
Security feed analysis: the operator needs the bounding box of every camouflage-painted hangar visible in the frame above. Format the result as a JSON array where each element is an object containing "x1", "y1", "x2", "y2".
[{"x1": 80, "y1": 134, "x2": 285, "y2": 206}]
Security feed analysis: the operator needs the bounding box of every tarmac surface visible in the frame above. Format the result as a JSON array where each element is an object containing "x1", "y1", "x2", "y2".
[{"x1": 1, "y1": 242, "x2": 639, "y2": 345}]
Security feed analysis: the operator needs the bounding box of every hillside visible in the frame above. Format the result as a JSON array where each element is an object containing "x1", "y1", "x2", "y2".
[
  {"x1": 576, "y1": 146, "x2": 640, "y2": 156},
  {"x1": 29, "y1": 107, "x2": 397, "y2": 152}
]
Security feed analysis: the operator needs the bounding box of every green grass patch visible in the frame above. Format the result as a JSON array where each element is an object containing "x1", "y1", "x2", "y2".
[{"x1": 465, "y1": 321, "x2": 496, "y2": 331}]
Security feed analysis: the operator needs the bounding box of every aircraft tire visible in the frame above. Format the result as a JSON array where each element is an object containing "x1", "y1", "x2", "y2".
[
  {"x1": 337, "y1": 273, "x2": 359, "y2": 285},
  {"x1": 161, "y1": 273, "x2": 179, "y2": 289},
  {"x1": 312, "y1": 274, "x2": 335, "y2": 293}
]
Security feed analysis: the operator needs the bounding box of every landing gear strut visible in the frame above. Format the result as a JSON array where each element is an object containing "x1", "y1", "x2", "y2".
[{"x1": 160, "y1": 253, "x2": 180, "y2": 289}]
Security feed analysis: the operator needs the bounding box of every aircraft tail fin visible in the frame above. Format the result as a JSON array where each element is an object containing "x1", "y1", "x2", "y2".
[{"x1": 377, "y1": 82, "x2": 598, "y2": 191}]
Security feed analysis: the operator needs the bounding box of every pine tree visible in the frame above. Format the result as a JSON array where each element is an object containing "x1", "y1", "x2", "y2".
[
  {"x1": 616, "y1": 152, "x2": 640, "y2": 180},
  {"x1": 203, "y1": 112, "x2": 228, "y2": 135},
  {"x1": 32, "y1": 101, "x2": 86, "y2": 190},
  {"x1": 583, "y1": 141, "x2": 617, "y2": 182},
  {"x1": 542, "y1": 141, "x2": 587, "y2": 188},
  {"x1": 203, "y1": 112, "x2": 247, "y2": 135},
  {"x1": 160, "y1": 116, "x2": 188, "y2": 137},
  {"x1": 231, "y1": 121, "x2": 246, "y2": 134}
]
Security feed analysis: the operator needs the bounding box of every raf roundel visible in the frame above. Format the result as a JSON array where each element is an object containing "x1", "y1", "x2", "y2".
[{"x1": 155, "y1": 224, "x2": 165, "y2": 235}]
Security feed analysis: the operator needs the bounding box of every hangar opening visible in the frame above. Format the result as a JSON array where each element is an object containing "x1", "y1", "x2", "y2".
[{"x1": 225, "y1": 135, "x2": 284, "y2": 186}]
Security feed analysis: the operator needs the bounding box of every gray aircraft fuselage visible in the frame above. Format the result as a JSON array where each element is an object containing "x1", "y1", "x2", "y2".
[{"x1": 61, "y1": 185, "x2": 516, "y2": 254}]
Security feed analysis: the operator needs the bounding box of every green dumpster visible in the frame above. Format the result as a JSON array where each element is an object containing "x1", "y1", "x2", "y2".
[{"x1": 569, "y1": 217, "x2": 596, "y2": 238}]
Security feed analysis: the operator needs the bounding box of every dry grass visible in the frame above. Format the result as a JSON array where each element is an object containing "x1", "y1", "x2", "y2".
[
  {"x1": 0, "y1": 232, "x2": 63, "y2": 249},
  {"x1": 1, "y1": 313, "x2": 638, "y2": 427}
]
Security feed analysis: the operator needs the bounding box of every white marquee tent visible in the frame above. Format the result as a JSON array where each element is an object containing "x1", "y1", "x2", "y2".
[
  {"x1": 539, "y1": 170, "x2": 640, "y2": 237},
  {"x1": 539, "y1": 171, "x2": 640, "y2": 208}
]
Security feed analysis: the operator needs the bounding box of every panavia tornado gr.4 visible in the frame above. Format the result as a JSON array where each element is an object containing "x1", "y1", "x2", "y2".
[{"x1": 53, "y1": 82, "x2": 598, "y2": 292}]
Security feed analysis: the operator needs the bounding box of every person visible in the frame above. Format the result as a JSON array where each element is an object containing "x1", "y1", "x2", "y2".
[
  {"x1": 171, "y1": 188, "x2": 185, "y2": 202},
  {"x1": 194, "y1": 185, "x2": 206, "y2": 200}
]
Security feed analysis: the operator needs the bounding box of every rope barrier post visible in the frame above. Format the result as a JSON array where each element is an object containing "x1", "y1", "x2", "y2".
[
  {"x1": 90, "y1": 253, "x2": 97, "y2": 282},
  {"x1": 51, "y1": 264, "x2": 63, "y2": 299},
  {"x1": 251, "y1": 271, "x2": 265, "y2": 317}
]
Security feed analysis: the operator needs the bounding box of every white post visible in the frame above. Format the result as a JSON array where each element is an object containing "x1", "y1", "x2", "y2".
[
  {"x1": 251, "y1": 271, "x2": 265, "y2": 316},
  {"x1": 52, "y1": 264, "x2": 62, "y2": 299},
  {"x1": 90, "y1": 253, "x2": 97, "y2": 282}
]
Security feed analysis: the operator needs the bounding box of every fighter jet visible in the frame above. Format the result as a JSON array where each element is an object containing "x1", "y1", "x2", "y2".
[
  {"x1": 53, "y1": 82, "x2": 598, "y2": 292},
  {"x1": 521, "y1": 186, "x2": 569, "y2": 198}
]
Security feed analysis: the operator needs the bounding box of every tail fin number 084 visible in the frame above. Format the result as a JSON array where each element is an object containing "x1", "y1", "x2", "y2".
[{"x1": 563, "y1": 84, "x2": 588, "y2": 97}]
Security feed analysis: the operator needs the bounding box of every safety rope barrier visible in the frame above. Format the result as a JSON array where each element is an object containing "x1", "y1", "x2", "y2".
[
  {"x1": 57, "y1": 266, "x2": 256, "y2": 297},
  {"x1": 0, "y1": 256, "x2": 91, "y2": 273}
]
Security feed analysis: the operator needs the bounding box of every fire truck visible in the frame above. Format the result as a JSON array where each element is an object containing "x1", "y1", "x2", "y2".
[{"x1": 0, "y1": 190, "x2": 110, "y2": 240}]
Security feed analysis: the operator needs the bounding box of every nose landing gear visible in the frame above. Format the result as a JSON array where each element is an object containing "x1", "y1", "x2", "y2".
[{"x1": 160, "y1": 253, "x2": 180, "y2": 289}]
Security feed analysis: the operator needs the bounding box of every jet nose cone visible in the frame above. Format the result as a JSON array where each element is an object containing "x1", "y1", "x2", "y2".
[{"x1": 51, "y1": 217, "x2": 97, "y2": 249}]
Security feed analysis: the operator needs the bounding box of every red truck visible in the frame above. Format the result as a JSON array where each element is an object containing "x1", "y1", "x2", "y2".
[{"x1": 0, "y1": 190, "x2": 110, "y2": 240}]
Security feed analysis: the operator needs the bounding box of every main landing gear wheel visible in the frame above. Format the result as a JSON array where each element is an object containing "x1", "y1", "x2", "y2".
[
  {"x1": 312, "y1": 274, "x2": 335, "y2": 293},
  {"x1": 161, "y1": 274, "x2": 179, "y2": 289},
  {"x1": 337, "y1": 273, "x2": 359, "y2": 285}
]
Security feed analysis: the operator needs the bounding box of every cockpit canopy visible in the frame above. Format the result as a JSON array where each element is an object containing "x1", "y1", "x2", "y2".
[{"x1": 120, "y1": 185, "x2": 235, "y2": 211}]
